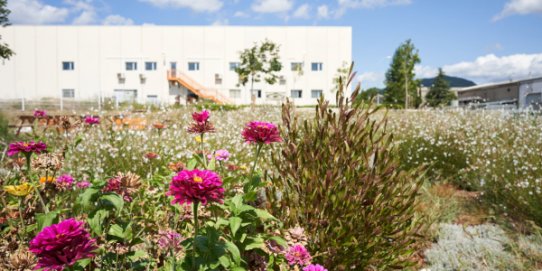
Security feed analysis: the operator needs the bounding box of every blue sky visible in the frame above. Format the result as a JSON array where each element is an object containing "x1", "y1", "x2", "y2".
[{"x1": 7, "y1": 0, "x2": 542, "y2": 88}]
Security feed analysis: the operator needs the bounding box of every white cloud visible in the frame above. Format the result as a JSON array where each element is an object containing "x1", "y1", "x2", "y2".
[
  {"x1": 338, "y1": 0, "x2": 412, "y2": 9},
  {"x1": 65, "y1": 0, "x2": 98, "y2": 24},
  {"x1": 8, "y1": 0, "x2": 70, "y2": 24},
  {"x1": 234, "y1": 11, "x2": 249, "y2": 17},
  {"x1": 211, "y1": 18, "x2": 229, "y2": 25},
  {"x1": 317, "y1": 5, "x2": 330, "y2": 18},
  {"x1": 103, "y1": 15, "x2": 135, "y2": 25},
  {"x1": 417, "y1": 53, "x2": 542, "y2": 83},
  {"x1": 293, "y1": 4, "x2": 310, "y2": 19},
  {"x1": 357, "y1": 72, "x2": 385, "y2": 87},
  {"x1": 141, "y1": 0, "x2": 223, "y2": 12},
  {"x1": 494, "y1": 0, "x2": 542, "y2": 20},
  {"x1": 73, "y1": 10, "x2": 97, "y2": 24},
  {"x1": 251, "y1": 0, "x2": 293, "y2": 13}
]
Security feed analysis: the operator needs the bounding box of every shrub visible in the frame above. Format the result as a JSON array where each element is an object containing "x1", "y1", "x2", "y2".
[{"x1": 270, "y1": 68, "x2": 425, "y2": 270}]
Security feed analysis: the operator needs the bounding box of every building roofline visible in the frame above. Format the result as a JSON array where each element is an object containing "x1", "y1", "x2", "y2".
[
  {"x1": 4, "y1": 25, "x2": 353, "y2": 29},
  {"x1": 457, "y1": 76, "x2": 542, "y2": 92}
]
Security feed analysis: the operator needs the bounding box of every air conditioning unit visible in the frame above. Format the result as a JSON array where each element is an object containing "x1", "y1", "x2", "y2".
[
  {"x1": 139, "y1": 74, "x2": 146, "y2": 80},
  {"x1": 117, "y1": 73, "x2": 125, "y2": 80}
]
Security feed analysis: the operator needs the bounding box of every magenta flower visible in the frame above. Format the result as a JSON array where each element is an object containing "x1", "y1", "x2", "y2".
[
  {"x1": 29, "y1": 218, "x2": 97, "y2": 271},
  {"x1": 7, "y1": 141, "x2": 47, "y2": 157},
  {"x1": 34, "y1": 110, "x2": 47, "y2": 118},
  {"x1": 192, "y1": 110, "x2": 210, "y2": 123},
  {"x1": 76, "y1": 181, "x2": 91, "y2": 189},
  {"x1": 242, "y1": 121, "x2": 282, "y2": 144},
  {"x1": 157, "y1": 230, "x2": 183, "y2": 251},
  {"x1": 168, "y1": 169, "x2": 224, "y2": 205},
  {"x1": 84, "y1": 116, "x2": 100, "y2": 125},
  {"x1": 304, "y1": 264, "x2": 328, "y2": 271},
  {"x1": 55, "y1": 174, "x2": 75, "y2": 190},
  {"x1": 207, "y1": 149, "x2": 230, "y2": 162},
  {"x1": 285, "y1": 244, "x2": 312, "y2": 266}
]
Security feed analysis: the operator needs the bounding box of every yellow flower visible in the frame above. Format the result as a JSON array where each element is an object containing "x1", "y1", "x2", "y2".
[
  {"x1": 39, "y1": 176, "x2": 55, "y2": 183},
  {"x1": 4, "y1": 183, "x2": 33, "y2": 197},
  {"x1": 194, "y1": 135, "x2": 206, "y2": 143}
]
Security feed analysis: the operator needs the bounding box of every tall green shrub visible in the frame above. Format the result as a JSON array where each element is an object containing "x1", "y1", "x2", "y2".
[{"x1": 270, "y1": 66, "x2": 425, "y2": 270}]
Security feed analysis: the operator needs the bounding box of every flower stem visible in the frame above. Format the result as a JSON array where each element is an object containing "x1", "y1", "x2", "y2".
[
  {"x1": 249, "y1": 144, "x2": 263, "y2": 181},
  {"x1": 18, "y1": 198, "x2": 25, "y2": 241},
  {"x1": 192, "y1": 202, "x2": 200, "y2": 271},
  {"x1": 36, "y1": 189, "x2": 49, "y2": 214},
  {"x1": 25, "y1": 153, "x2": 31, "y2": 176}
]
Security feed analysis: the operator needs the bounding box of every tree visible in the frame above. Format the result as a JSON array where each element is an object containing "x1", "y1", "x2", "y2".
[
  {"x1": 332, "y1": 61, "x2": 350, "y2": 93},
  {"x1": 235, "y1": 39, "x2": 282, "y2": 101},
  {"x1": 384, "y1": 39, "x2": 421, "y2": 108},
  {"x1": 425, "y1": 68, "x2": 457, "y2": 107},
  {"x1": 0, "y1": 0, "x2": 14, "y2": 60},
  {"x1": 355, "y1": 87, "x2": 381, "y2": 104}
]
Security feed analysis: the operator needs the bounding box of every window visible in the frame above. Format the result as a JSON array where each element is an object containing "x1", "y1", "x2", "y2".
[
  {"x1": 279, "y1": 76, "x2": 286, "y2": 85},
  {"x1": 291, "y1": 62, "x2": 303, "y2": 71},
  {"x1": 126, "y1": 62, "x2": 138, "y2": 71},
  {"x1": 252, "y1": 89, "x2": 262, "y2": 98},
  {"x1": 215, "y1": 74, "x2": 222, "y2": 85},
  {"x1": 62, "y1": 89, "x2": 75, "y2": 98},
  {"x1": 291, "y1": 89, "x2": 302, "y2": 98},
  {"x1": 147, "y1": 95, "x2": 159, "y2": 104},
  {"x1": 145, "y1": 62, "x2": 157, "y2": 71},
  {"x1": 188, "y1": 62, "x2": 200, "y2": 71},
  {"x1": 229, "y1": 89, "x2": 241, "y2": 99},
  {"x1": 170, "y1": 62, "x2": 177, "y2": 70},
  {"x1": 311, "y1": 62, "x2": 323, "y2": 71},
  {"x1": 311, "y1": 89, "x2": 323, "y2": 98},
  {"x1": 229, "y1": 62, "x2": 240, "y2": 71},
  {"x1": 62, "y1": 61, "x2": 74, "y2": 71}
]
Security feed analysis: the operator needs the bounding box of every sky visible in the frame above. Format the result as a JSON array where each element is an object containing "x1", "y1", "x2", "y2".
[{"x1": 6, "y1": 0, "x2": 542, "y2": 88}]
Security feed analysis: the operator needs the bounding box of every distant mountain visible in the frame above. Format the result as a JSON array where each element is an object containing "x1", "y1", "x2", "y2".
[{"x1": 421, "y1": 75, "x2": 476, "y2": 88}]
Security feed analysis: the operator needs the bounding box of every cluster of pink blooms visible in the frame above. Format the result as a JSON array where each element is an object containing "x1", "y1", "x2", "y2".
[
  {"x1": 102, "y1": 177, "x2": 132, "y2": 202},
  {"x1": 7, "y1": 141, "x2": 47, "y2": 156},
  {"x1": 285, "y1": 244, "x2": 312, "y2": 266},
  {"x1": 242, "y1": 121, "x2": 282, "y2": 144},
  {"x1": 54, "y1": 174, "x2": 75, "y2": 190},
  {"x1": 187, "y1": 110, "x2": 215, "y2": 134},
  {"x1": 29, "y1": 218, "x2": 97, "y2": 271},
  {"x1": 303, "y1": 264, "x2": 328, "y2": 271},
  {"x1": 157, "y1": 229, "x2": 183, "y2": 251},
  {"x1": 168, "y1": 169, "x2": 224, "y2": 205},
  {"x1": 84, "y1": 116, "x2": 100, "y2": 125},
  {"x1": 76, "y1": 180, "x2": 91, "y2": 189},
  {"x1": 34, "y1": 109, "x2": 47, "y2": 118},
  {"x1": 207, "y1": 149, "x2": 230, "y2": 162}
]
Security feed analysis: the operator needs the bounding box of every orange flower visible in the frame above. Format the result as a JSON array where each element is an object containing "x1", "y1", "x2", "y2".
[
  {"x1": 39, "y1": 176, "x2": 55, "y2": 184},
  {"x1": 153, "y1": 123, "x2": 165, "y2": 129}
]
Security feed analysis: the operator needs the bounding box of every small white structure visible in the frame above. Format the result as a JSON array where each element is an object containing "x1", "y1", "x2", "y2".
[
  {"x1": 519, "y1": 77, "x2": 542, "y2": 109},
  {"x1": 0, "y1": 26, "x2": 352, "y2": 106}
]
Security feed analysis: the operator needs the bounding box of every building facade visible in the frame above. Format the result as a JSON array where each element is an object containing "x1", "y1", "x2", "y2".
[{"x1": 0, "y1": 26, "x2": 352, "y2": 106}]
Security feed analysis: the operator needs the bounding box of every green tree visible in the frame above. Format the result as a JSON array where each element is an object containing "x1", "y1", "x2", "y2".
[
  {"x1": 384, "y1": 39, "x2": 421, "y2": 108},
  {"x1": 425, "y1": 68, "x2": 457, "y2": 107},
  {"x1": 332, "y1": 61, "x2": 350, "y2": 93},
  {"x1": 355, "y1": 87, "x2": 381, "y2": 104},
  {"x1": 0, "y1": 0, "x2": 14, "y2": 60},
  {"x1": 235, "y1": 39, "x2": 282, "y2": 100}
]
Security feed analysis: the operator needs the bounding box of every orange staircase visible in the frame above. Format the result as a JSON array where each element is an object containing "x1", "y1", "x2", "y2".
[{"x1": 167, "y1": 70, "x2": 232, "y2": 104}]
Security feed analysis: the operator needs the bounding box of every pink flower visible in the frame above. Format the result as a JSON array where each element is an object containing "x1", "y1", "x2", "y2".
[
  {"x1": 145, "y1": 152, "x2": 159, "y2": 160},
  {"x1": 157, "y1": 230, "x2": 183, "y2": 251},
  {"x1": 55, "y1": 174, "x2": 75, "y2": 190},
  {"x1": 84, "y1": 116, "x2": 100, "y2": 125},
  {"x1": 207, "y1": 149, "x2": 230, "y2": 161},
  {"x1": 76, "y1": 181, "x2": 91, "y2": 189},
  {"x1": 7, "y1": 141, "x2": 47, "y2": 156},
  {"x1": 168, "y1": 169, "x2": 224, "y2": 205},
  {"x1": 29, "y1": 218, "x2": 97, "y2": 271},
  {"x1": 192, "y1": 110, "x2": 210, "y2": 123},
  {"x1": 34, "y1": 110, "x2": 47, "y2": 118},
  {"x1": 285, "y1": 244, "x2": 312, "y2": 266},
  {"x1": 242, "y1": 121, "x2": 282, "y2": 144},
  {"x1": 304, "y1": 264, "x2": 328, "y2": 271}
]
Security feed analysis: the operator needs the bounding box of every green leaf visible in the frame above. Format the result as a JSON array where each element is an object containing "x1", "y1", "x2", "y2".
[
  {"x1": 76, "y1": 188, "x2": 100, "y2": 209},
  {"x1": 225, "y1": 241, "x2": 241, "y2": 265},
  {"x1": 268, "y1": 236, "x2": 288, "y2": 249},
  {"x1": 229, "y1": 217, "x2": 242, "y2": 236},
  {"x1": 99, "y1": 193, "x2": 124, "y2": 214},
  {"x1": 254, "y1": 209, "x2": 276, "y2": 221},
  {"x1": 88, "y1": 210, "x2": 109, "y2": 236},
  {"x1": 36, "y1": 210, "x2": 60, "y2": 231},
  {"x1": 245, "y1": 237, "x2": 265, "y2": 251},
  {"x1": 218, "y1": 255, "x2": 231, "y2": 268},
  {"x1": 108, "y1": 224, "x2": 125, "y2": 239},
  {"x1": 187, "y1": 158, "x2": 197, "y2": 170}
]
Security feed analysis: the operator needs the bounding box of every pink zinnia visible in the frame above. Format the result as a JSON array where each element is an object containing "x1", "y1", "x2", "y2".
[
  {"x1": 29, "y1": 218, "x2": 97, "y2": 271},
  {"x1": 207, "y1": 149, "x2": 230, "y2": 162},
  {"x1": 304, "y1": 264, "x2": 328, "y2": 271},
  {"x1": 242, "y1": 121, "x2": 282, "y2": 144},
  {"x1": 168, "y1": 169, "x2": 224, "y2": 205},
  {"x1": 34, "y1": 110, "x2": 47, "y2": 118},
  {"x1": 192, "y1": 110, "x2": 210, "y2": 123},
  {"x1": 285, "y1": 244, "x2": 312, "y2": 266},
  {"x1": 55, "y1": 174, "x2": 75, "y2": 190},
  {"x1": 157, "y1": 230, "x2": 183, "y2": 251},
  {"x1": 7, "y1": 141, "x2": 47, "y2": 156},
  {"x1": 84, "y1": 116, "x2": 100, "y2": 125}
]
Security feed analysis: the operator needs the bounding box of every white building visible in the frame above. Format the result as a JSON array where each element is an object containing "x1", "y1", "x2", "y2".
[{"x1": 0, "y1": 26, "x2": 351, "y2": 106}]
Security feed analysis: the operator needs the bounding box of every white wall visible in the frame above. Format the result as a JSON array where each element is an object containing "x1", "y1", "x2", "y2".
[
  {"x1": 0, "y1": 26, "x2": 352, "y2": 106},
  {"x1": 519, "y1": 78, "x2": 542, "y2": 108}
]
